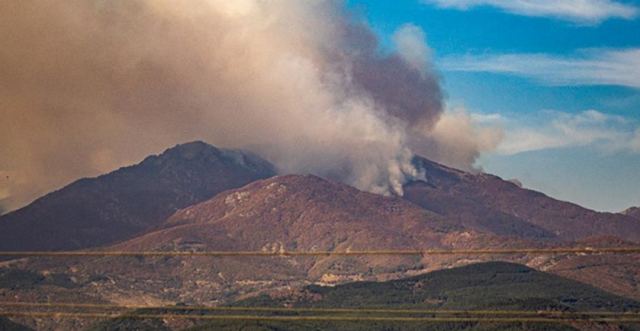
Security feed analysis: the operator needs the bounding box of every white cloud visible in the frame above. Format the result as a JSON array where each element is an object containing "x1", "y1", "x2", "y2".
[
  {"x1": 422, "y1": 0, "x2": 638, "y2": 23},
  {"x1": 440, "y1": 48, "x2": 640, "y2": 89},
  {"x1": 470, "y1": 112, "x2": 505, "y2": 124},
  {"x1": 497, "y1": 110, "x2": 640, "y2": 155}
]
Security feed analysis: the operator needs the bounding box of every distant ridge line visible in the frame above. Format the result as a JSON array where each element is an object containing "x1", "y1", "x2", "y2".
[{"x1": 1, "y1": 247, "x2": 640, "y2": 257}]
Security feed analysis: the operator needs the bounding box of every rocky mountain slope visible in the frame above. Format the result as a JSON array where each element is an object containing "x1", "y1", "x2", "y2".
[
  {"x1": 2, "y1": 176, "x2": 518, "y2": 316},
  {"x1": 404, "y1": 156, "x2": 640, "y2": 242},
  {"x1": 0, "y1": 141, "x2": 276, "y2": 252}
]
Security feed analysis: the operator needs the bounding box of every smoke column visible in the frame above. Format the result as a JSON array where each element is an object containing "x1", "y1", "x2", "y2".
[{"x1": 0, "y1": 0, "x2": 499, "y2": 212}]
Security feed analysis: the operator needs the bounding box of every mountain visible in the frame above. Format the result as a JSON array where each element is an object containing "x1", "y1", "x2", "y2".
[
  {"x1": 404, "y1": 156, "x2": 640, "y2": 242},
  {"x1": 103, "y1": 174, "x2": 519, "y2": 290},
  {"x1": 5, "y1": 175, "x2": 517, "y2": 313},
  {"x1": 3, "y1": 144, "x2": 637, "y2": 253},
  {"x1": 89, "y1": 262, "x2": 640, "y2": 331},
  {"x1": 624, "y1": 207, "x2": 640, "y2": 220},
  {"x1": 0, "y1": 141, "x2": 276, "y2": 252},
  {"x1": 4, "y1": 174, "x2": 640, "y2": 330},
  {"x1": 3, "y1": 152, "x2": 640, "y2": 330}
]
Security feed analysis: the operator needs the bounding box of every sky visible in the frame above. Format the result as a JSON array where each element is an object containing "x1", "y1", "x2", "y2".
[{"x1": 348, "y1": 0, "x2": 640, "y2": 212}]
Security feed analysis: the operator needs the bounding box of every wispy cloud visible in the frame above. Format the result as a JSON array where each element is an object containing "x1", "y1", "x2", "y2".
[
  {"x1": 422, "y1": 0, "x2": 638, "y2": 23},
  {"x1": 490, "y1": 109, "x2": 640, "y2": 155},
  {"x1": 440, "y1": 48, "x2": 640, "y2": 89}
]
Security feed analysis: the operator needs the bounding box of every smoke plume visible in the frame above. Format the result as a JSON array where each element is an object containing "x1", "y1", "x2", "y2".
[{"x1": 0, "y1": 0, "x2": 498, "y2": 211}]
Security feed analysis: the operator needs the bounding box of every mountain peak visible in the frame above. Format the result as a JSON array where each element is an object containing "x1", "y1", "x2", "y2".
[
  {"x1": 140, "y1": 141, "x2": 276, "y2": 175},
  {"x1": 164, "y1": 140, "x2": 219, "y2": 157},
  {"x1": 150, "y1": 172, "x2": 467, "y2": 256},
  {"x1": 0, "y1": 142, "x2": 276, "y2": 252}
]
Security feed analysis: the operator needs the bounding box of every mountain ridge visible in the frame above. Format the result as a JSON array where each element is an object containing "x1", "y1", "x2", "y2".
[
  {"x1": 405, "y1": 156, "x2": 640, "y2": 242},
  {"x1": 0, "y1": 141, "x2": 276, "y2": 252}
]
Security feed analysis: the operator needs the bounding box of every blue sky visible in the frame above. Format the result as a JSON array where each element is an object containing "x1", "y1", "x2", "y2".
[{"x1": 348, "y1": 0, "x2": 640, "y2": 211}]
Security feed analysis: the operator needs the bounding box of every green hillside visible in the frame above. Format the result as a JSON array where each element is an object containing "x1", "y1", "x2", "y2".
[
  {"x1": 89, "y1": 262, "x2": 640, "y2": 331},
  {"x1": 238, "y1": 261, "x2": 638, "y2": 311}
]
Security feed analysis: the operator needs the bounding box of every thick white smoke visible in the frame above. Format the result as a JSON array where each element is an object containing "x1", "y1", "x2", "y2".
[{"x1": 0, "y1": 0, "x2": 498, "y2": 212}]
